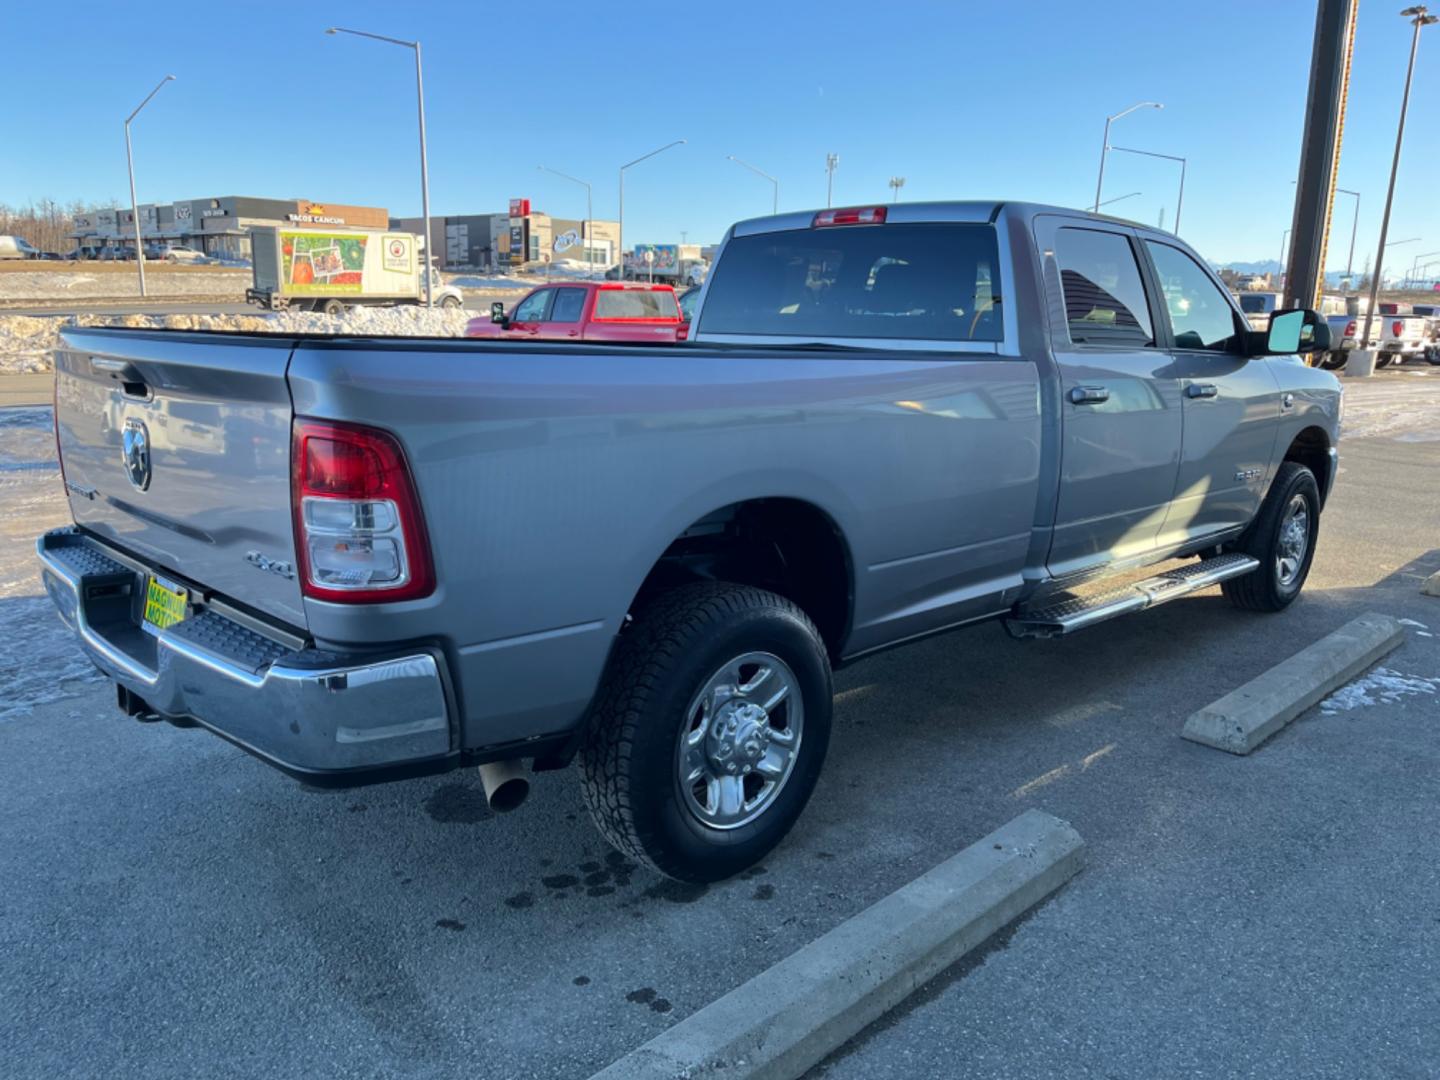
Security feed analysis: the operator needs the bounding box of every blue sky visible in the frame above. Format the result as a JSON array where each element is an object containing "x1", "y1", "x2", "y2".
[{"x1": 5, "y1": 1, "x2": 1437, "y2": 270}]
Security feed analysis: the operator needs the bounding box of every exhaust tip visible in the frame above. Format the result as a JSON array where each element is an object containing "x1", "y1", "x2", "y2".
[{"x1": 477, "y1": 760, "x2": 530, "y2": 813}]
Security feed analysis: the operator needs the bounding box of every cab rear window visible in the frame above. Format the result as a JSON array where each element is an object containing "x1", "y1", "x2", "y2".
[
  {"x1": 594, "y1": 289, "x2": 679, "y2": 321},
  {"x1": 698, "y1": 223, "x2": 1002, "y2": 341}
]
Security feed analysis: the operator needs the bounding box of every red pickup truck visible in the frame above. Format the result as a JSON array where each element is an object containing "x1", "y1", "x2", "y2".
[{"x1": 466, "y1": 281, "x2": 686, "y2": 342}]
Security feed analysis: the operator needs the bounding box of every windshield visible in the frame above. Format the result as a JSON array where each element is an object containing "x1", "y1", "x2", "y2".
[{"x1": 698, "y1": 223, "x2": 1002, "y2": 342}]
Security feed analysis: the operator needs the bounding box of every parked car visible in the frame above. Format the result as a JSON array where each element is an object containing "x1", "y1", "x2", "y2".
[
  {"x1": 160, "y1": 245, "x2": 207, "y2": 264},
  {"x1": 1237, "y1": 290, "x2": 1285, "y2": 331},
  {"x1": 0, "y1": 235, "x2": 41, "y2": 259},
  {"x1": 96, "y1": 246, "x2": 137, "y2": 261},
  {"x1": 1369, "y1": 304, "x2": 1431, "y2": 366},
  {"x1": 466, "y1": 281, "x2": 685, "y2": 342},
  {"x1": 63, "y1": 246, "x2": 101, "y2": 261},
  {"x1": 39, "y1": 200, "x2": 1340, "y2": 882}
]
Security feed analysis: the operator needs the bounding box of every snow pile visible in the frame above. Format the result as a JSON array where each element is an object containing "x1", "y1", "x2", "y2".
[
  {"x1": 1, "y1": 307, "x2": 473, "y2": 372},
  {"x1": 1319, "y1": 667, "x2": 1439, "y2": 714},
  {"x1": 0, "y1": 315, "x2": 63, "y2": 373}
]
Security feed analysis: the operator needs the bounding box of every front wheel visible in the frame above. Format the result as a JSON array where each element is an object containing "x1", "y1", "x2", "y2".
[
  {"x1": 1222, "y1": 461, "x2": 1321, "y2": 612},
  {"x1": 579, "y1": 583, "x2": 833, "y2": 882},
  {"x1": 439, "y1": 294, "x2": 462, "y2": 310}
]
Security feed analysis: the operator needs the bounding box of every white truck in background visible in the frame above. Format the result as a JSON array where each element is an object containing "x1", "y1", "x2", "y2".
[{"x1": 245, "y1": 226, "x2": 463, "y2": 314}]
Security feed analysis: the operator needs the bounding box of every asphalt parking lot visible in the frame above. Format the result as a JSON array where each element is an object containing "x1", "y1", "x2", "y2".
[{"x1": 2, "y1": 369, "x2": 1439, "y2": 1079}]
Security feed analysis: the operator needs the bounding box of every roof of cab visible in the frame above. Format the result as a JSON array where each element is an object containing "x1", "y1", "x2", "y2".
[{"x1": 727, "y1": 200, "x2": 1163, "y2": 238}]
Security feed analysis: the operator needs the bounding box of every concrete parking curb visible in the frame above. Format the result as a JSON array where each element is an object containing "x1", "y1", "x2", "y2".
[
  {"x1": 1181, "y1": 611, "x2": 1405, "y2": 755},
  {"x1": 588, "y1": 810, "x2": 1084, "y2": 1080},
  {"x1": 1423, "y1": 571, "x2": 1440, "y2": 598}
]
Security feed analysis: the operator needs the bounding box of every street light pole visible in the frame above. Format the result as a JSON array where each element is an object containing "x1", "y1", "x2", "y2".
[
  {"x1": 1337, "y1": 187, "x2": 1360, "y2": 280},
  {"x1": 1107, "y1": 145, "x2": 1186, "y2": 233},
  {"x1": 327, "y1": 27, "x2": 433, "y2": 306},
  {"x1": 825, "y1": 153, "x2": 839, "y2": 207},
  {"x1": 1408, "y1": 249, "x2": 1440, "y2": 287},
  {"x1": 1095, "y1": 191, "x2": 1143, "y2": 210},
  {"x1": 124, "y1": 74, "x2": 175, "y2": 298},
  {"x1": 538, "y1": 165, "x2": 593, "y2": 276},
  {"x1": 619, "y1": 139, "x2": 685, "y2": 282},
  {"x1": 725, "y1": 155, "x2": 779, "y2": 215},
  {"x1": 1093, "y1": 101, "x2": 1163, "y2": 212},
  {"x1": 888, "y1": 176, "x2": 906, "y2": 203},
  {"x1": 1362, "y1": 6, "x2": 1436, "y2": 347}
]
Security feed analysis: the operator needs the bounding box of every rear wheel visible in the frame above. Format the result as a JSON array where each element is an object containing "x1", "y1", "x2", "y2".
[
  {"x1": 1319, "y1": 350, "x2": 1348, "y2": 371},
  {"x1": 319, "y1": 298, "x2": 346, "y2": 316},
  {"x1": 1222, "y1": 461, "x2": 1320, "y2": 612},
  {"x1": 1376, "y1": 352, "x2": 1394, "y2": 368},
  {"x1": 579, "y1": 582, "x2": 832, "y2": 882}
]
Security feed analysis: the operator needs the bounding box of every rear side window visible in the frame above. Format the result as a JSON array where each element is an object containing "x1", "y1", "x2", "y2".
[
  {"x1": 1053, "y1": 228, "x2": 1154, "y2": 347},
  {"x1": 550, "y1": 288, "x2": 586, "y2": 323},
  {"x1": 594, "y1": 289, "x2": 679, "y2": 321},
  {"x1": 697, "y1": 223, "x2": 1002, "y2": 342}
]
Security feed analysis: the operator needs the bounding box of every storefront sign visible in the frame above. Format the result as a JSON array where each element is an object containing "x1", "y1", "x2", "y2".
[
  {"x1": 553, "y1": 229, "x2": 580, "y2": 254},
  {"x1": 509, "y1": 198, "x2": 531, "y2": 218}
]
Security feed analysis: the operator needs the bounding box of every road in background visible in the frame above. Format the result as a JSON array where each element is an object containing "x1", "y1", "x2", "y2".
[{"x1": 1, "y1": 373, "x2": 1438, "y2": 1079}]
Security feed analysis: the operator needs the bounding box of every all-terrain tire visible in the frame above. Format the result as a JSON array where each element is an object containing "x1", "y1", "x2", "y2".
[
  {"x1": 1221, "y1": 461, "x2": 1321, "y2": 612},
  {"x1": 579, "y1": 582, "x2": 832, "y2": 882},
  {"x1": 1319, "y1": 350, "x2": 1348, "y2": 371}
]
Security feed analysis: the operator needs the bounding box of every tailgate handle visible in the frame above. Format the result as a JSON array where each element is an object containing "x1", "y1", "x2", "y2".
[{"x1": 91, "y1": 357, "x2": 148, "y2": 397}]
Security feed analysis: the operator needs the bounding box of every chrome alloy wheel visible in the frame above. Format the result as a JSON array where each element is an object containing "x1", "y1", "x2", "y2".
[
  {"x1": 1276, "y1": 494, "x2": 1310, "y2": 588},
  {"x1": 676, "y1": 651, "x2": 803, "y2": 830}
]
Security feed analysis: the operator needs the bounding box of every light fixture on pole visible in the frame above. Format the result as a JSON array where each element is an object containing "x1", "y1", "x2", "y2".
[
  {"x1": 825, "y1": 153, "x2": 839, "y2": 208},
  {"x1": 1106, "y1": 145, "x2": 1186, "y2": 234},
  {"x1": 726, "y1": 155, "x2": 779, "y2": 215},
  {"x1": 619, "y1": 139, "x2": 686, "y2": 281},
  {"x1": 538, "y1": 165, "x2": 593, "y2": 276},
  {"x1": 1093, "y1": 101, "x2": 1163, "y2": 212},
  {"x1": 888, "y1": 176, "x2": 906, "y2": 203},
  {"x1": 124, "y1": 74, "x2": 175, "y2": 298},
  {"x1": 1362, "y1": 5, "x2": 1437, "y2": 346},
  {"x1": 326, "y1": 27, "x2": 433, "y2": 307}
]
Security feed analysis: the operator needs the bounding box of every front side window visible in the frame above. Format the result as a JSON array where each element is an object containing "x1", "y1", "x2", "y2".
[
  {"x1": 698, "y1": 223, "x2": 1002, "y2": 342},
  {"x1": 1146, "y1": 241, "x2": 1241, "y2": 351},
  {"x1": 512, "y1": 289, "x2": 552, "y2": 323},
  {"x1": 1053, "y1": 228, "x2": 1154, "y2": 347},
  {"x1": 549, "y1": 288, "x2": 586, "y2": 323}
]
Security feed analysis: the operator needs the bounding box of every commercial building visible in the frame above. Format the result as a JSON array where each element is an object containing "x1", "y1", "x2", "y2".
[
  {"x1": 71, "y1": 198, "x2": 390, "y2": 260},
  {"x1": 393, "y1": 199, "x2": 618, "y2": 270}
]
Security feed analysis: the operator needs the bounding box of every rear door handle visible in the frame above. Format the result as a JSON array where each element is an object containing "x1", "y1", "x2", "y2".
[
  {"x1": 1186, "y1": 383, "x2": 1219, "y2": 399},
  {"x1": 1069, "y1": 385, "x2": 1110, "y2": 405}
]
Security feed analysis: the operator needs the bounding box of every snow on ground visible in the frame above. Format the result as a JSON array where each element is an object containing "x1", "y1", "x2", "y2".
[
  {"x1": 1340, "y1": 366, "x2": 1440, "y2": 441},
  {"x1": 447, "y1": 273, "x2": 542, "y2": 291},
  {"x1": 1319, "y1": 666, "x2": 1440, "y2": 714},
  {"x1": 0, "y1": 268, "x2": 251, "y2": 303},
  {"x1": 0, "y1": 307, "x2": 473, "y2": 373}
]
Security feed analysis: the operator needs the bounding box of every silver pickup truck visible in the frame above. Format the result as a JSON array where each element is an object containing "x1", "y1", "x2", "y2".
[{"x1": 39, "y1": 201, "x2": 1340, "y2": 881}]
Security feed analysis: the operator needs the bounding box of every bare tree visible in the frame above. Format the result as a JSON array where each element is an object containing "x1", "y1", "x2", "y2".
[{"x1": 0, "y1": 199, "x2": 113, "y2": 254}]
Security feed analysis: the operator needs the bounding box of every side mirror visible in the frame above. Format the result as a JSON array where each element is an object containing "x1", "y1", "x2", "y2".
[
  {"x1": 1258, "y1": 308, "x2": 1331, "y2": 356},
  {"x1": 490, "y1": 301, "x2": 508, "y2": 327}
]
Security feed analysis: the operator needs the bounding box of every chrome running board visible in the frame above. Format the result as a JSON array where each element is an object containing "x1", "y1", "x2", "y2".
[{"x1": 1005, "y1": 553, "x2": 1260, "y2": 639}]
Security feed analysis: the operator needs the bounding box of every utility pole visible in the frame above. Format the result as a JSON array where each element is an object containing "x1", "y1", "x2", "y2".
[
  {"x1": 888, "y1": 176, "x2": 906, "y2": 202},
  {"x1": 1361, "y1": 6, "x2": 1436, "y2": 348},
  {"x1": 825, "y1": 153, "x2": 839, "y2": 207}
]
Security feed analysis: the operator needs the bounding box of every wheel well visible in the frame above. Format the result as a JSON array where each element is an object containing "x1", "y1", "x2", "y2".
[
  {"x1": 1283, "y1": 426, "x2": 1332, "y2": 505},
  {"x1": 634, "y1": 499, "x2": 853, "y2": 660}
]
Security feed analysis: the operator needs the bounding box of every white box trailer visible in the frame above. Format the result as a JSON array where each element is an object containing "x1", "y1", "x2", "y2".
[{"x1": 245, "y1": 226, "x2": 462, "y2": 313}]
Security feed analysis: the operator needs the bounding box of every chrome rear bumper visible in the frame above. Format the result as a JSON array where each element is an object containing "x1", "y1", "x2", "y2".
[{"x1": 38, "y1": 527, "x2": 453, "y2": 781}]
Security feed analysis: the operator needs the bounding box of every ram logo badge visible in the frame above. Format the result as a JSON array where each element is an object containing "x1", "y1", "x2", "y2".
[{"x1": 245, "y1": 551, "x2": 295, "y2": 579}]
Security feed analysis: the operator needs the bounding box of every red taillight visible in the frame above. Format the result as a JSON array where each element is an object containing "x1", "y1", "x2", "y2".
[
  {"x1": 1393, "y1": 320, "x2": 1404, "y2": 337},
  {"x1": 291, "y1": 418, "x2": 434, "y2": 603},
  {"x1": 813, "y1": 206, "x2": 887, "y2": 227},
  {"x1": 1345, "y1": 320, "x2": 1356, "y2": 338}
]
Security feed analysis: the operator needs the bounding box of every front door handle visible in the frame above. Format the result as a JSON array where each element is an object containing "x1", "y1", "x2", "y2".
[
  {"x1": 1069, "y1": 385, "x2": 1110, "y2": 405},
  {"x1": 1186, "y1": 383, "x2": 1219, "y2": 399}
]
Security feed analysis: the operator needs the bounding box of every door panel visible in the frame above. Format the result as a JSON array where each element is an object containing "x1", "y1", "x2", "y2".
[
  {"x1": 1035, "y1": 218, "x2": 1183, "y2": 578},
  {"x1": 1143, "y1": 240, "x2": 1281, "y2": 544}
]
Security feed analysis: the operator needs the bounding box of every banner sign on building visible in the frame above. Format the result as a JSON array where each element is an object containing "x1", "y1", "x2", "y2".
[{"x1": 509, "y1": 198, "x2": 531, "y2": 218}]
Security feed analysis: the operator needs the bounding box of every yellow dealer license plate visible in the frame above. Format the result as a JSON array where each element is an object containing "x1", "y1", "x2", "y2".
[{"x1": 143, "y1": 576, "x2": 189, "y2": 632}]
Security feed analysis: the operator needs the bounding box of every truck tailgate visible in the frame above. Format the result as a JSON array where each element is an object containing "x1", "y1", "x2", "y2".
[{"x1": 54, "y1": 328, "x2": 306, "y2": 629}]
